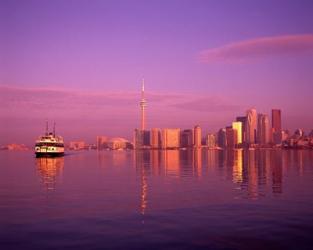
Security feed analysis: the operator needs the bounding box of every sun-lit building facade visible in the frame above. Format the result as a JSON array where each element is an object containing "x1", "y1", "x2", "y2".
[
  {"x1": 246, "y1": 109, "x2": 257, "y2": 145},
  {"x1": 194, "y1": 125, "x2": 202, "y2": 148},
  {"x1": 161, "y1": 128, "x2": 180, "y2": 149},
  {"x1": 257, "y1": 114, "x2": 270, "y2": 145},
  {"x1": 232, "y1": 121, "x2": 242, "y2": 145}
]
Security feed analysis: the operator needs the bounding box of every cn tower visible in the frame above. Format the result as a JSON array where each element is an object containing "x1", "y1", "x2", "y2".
[{"x1": 140, "y1": 79, "x2": 147, "y2": 131}]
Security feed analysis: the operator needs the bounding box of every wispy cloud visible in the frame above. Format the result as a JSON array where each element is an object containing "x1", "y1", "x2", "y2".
[
  {"x1": 199, "y1": 34, "x2": 313, "y2": 63},
  {"x1": 0, "y1": 85, "x2": 239, "y2": 118}
]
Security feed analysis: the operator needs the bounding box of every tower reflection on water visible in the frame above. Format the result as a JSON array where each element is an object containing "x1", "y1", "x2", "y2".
[{"x1": 36, "y1": 157, "x2": 64, "y2": 191}]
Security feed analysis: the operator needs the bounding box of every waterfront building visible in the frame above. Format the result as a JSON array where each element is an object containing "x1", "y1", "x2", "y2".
[
  {"x1": 150, "y1": 128, "x2": 161, "y2": 149},
  {"x1": 161, "y1": 128, "x2": 180, "y2": 149},
  {"x1": 96, "y1": 136, "x2": 108, "y2": 150},
  {"x1": 246, "y1": 109, "x2": 257, "y2": 145},
  {"x1": 272, "y1": 109, "x2": 282, "y2": 144},
  {"x1": 257, "y1": 114, "x2": 270, "y2": 145},
  {"x1": 226, "y1": 126, "x2": 237, "y2": 148},
  {"x1": 217, "y1": 128, "x2": 227, "y2": 148},
  {"x1": 134, "y1": 129, "x2": 150, "y2": 149},
  {"x1": 236, "y1": 116, "x2": 247, "y2": 143},
  {"x1": 294, "y1": 129, "x2": 304, "y2": 137},
  {"x1": 232, "y1": 121, "x2": 242, "y2": 145},
  {"x1": 180, "y1": 129, "x2": 193, "y2": 148},
  {"x1": 194, "y1": 125, "x2": 202, "y2": 148},
  {"x1": 206, "y1": 134, "x2": 216, "y2": 148},
  {"x1": 281, "y1": 130, "x2": 289, "y2": 142},
  {"x1": 69, "y1": 141, "x2": 86, "y2": 150},
  {"x1": 107, "y1": 137, "x2": 130, "y2": 150}
]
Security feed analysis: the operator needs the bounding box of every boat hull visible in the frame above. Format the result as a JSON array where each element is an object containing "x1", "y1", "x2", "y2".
[{"x1": 35, "y1": 152, "x2": 64, "y2": 158}]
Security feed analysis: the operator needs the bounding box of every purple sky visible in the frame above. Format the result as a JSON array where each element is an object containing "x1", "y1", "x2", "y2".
[{"x1": 1, "y1": 0, "x2": 313, "y2": 145}]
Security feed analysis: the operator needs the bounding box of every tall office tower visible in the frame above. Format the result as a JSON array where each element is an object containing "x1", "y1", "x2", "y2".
[
  {"x1": 150, "y1": 128, "x2": 161, "y2": 149},
  {"x1": 161, "y1": 128, "x2": 180, "y2": 149},
  {"x1": 96, "y1": 136, "x2": 108, "y2": 150},
  {"x1": 246, "y1": 109, "x2": 257, "y2": 145},
  {"x1": 194, "y1": 125, "x2": 202, "y2": 148},
  {"x1": 217, "y1": 128, "x2": 227, "y2": 148},
  {"x1": 236, "y1": 116, "x2": 247, "y2": 143},
  {"x1": 206, "y1": 134, "x2": 216, "y2": 148},
  {"x1": 272, "y1": 109, "x2": 282, "y2": 144},
  {"x1": 140, "y1": 79, "x2": 147, "y2": 131},
  {"x1": 257, "y1": 114, "x2": 270, "y2": 145},
  {"x1": 226, "y1": 126, "x2": 237, "y2": 148},
  {"x1": 180, "y1": 129, "x2": 194, "y2": 148},
  {"x1": 232, "y1": 121, "x2": 242, "y2": 145}
]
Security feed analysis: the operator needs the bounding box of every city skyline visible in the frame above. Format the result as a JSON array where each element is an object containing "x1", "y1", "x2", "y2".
[
  {"x1": 1, "y1": 81, "x2": 312, "y2": 145},
  {"x1": 1, "y1": 0, "x2": 313, "y2": 144}
]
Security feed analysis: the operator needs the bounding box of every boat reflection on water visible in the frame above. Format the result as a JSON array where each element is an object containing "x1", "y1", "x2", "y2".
[{"x1": 36, "y1": 156, "x2": 64, "y2": 191}]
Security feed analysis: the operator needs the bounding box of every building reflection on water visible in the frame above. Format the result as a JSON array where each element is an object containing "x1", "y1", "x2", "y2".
[
  {"x1": 134, "y1": 149, "x2": 287, "y2": 207},
  {"x1": 36, "y1": 157, "x2": 64, "y2": 191}
]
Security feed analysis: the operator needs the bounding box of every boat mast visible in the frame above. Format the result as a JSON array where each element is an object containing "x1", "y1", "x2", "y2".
[
  {"x1": 45, "y1": 120, "x2": 49, "y2": 136},
  {"x1": 53, "y1": 122, "x2": 56, "y2": 137}
]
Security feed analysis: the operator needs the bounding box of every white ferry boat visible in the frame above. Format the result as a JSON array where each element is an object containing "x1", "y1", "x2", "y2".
[{"x1": 35, "y1": 123, "x2": 64, "y2": 157}]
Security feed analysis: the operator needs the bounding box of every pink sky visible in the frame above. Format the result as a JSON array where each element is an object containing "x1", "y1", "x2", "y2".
[{"x1": 1, "y1": 1, "x2": 313, "y2": 145}]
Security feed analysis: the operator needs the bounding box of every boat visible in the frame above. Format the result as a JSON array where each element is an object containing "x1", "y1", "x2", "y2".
[{"x1": 35, "y1": 122, "x2": 64, "y2": 157}]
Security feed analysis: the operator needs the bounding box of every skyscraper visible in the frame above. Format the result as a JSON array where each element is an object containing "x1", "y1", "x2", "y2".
[
  {"x1": 161, "y1": 128, "x2": 180, "y2": 149},
  {"x1": 194, "y1": 125, "x2": 202, "y2": 148},
  {"x1": 272, "y1": 109, "x2": 282, "y2": 144},
  {"x1": 257, "y1": 114, "x2": 270, "y2": 145},
  {"x1": 217, "y1": 128, "x2": 227, "y2": 148},
  {"x1": 246, "y1": 109, "x2": 257, "y2": 145},
  {"x1": 236, "y1": 116, "x2": 247, "y2": 143},
  {"x1": 232, "y1": 121, "x2": 242, "y2": 145},
  {"x1": 180, "y1": 129, "x2": 193, "y2": 148},
  {"x1": 226, "y1": 126, "x2": 237, "y2": 148},
  {"x1": 150, "y1": 128, "x2": 161, "y2": 149}
]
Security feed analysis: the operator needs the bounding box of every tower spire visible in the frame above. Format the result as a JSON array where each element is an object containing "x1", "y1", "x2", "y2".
[{"x1": 140, "y1": 78, "x2": 147, "y2": 131}]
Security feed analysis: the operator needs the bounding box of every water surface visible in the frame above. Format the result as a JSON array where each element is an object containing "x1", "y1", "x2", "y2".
[{"x1": 0, "y1": 149, "x2": 313, "y2": 249}]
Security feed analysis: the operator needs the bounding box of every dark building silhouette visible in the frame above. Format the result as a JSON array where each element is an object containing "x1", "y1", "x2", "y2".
[{"x1": 272, "y1": 109, "x2": 282, "y2": 144}]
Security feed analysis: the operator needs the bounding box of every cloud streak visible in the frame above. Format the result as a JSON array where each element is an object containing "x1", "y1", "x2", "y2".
[
  {"x1": 0, "y1": 85, "x2": 239, "y2": 116},
  {"x1": 199, "y1": 34, "x2": 313, "y2": 63},
  {"x1": 0, "y1": 85, "x2": 241, "y2": 144}
]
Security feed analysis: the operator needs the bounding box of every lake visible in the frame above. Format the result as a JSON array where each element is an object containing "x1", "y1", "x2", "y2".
[{"x1": 0, "y1": 149, "x2": 313, "y2": 249}]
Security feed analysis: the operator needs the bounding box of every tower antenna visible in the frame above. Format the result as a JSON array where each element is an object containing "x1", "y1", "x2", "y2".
[{"x1": 140, "y1": 78, "x2": 147, "y2": 130}]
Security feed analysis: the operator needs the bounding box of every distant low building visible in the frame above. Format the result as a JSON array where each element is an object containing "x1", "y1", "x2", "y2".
[
  {"x1": 69, "y1": 141, "x2": 87, "y2": 150},
  {"x1": 108, "y1": 137, "x2": 132, "y2": 150},
  {"x1": 96, "y1": 136, "x2": 109, "y2": 150},
  {"x1": 5, "y1": 144, "x2": 29, "y2": 151}
]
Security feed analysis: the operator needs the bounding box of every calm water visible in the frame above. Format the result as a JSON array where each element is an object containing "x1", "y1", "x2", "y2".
[{"x1": 1, "y1": 149, "x2": 313, "y2": 250}]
